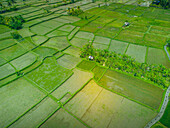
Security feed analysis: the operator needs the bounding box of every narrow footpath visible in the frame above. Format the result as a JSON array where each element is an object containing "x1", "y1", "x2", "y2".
[{"x1": 145, "y1": 86, "x2": 170, "y2": 128}]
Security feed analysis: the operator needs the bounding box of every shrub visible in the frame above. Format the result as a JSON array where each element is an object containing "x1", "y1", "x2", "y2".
[
  {"x1": 0, "y1": 15, "x2": 25, "y2": 29},
  {"x1": 67, "y1": 6, "x2": 83, "y2": 16},
  {"x1": 11, "y1": 31, "x2": 22, "y2": 39}
]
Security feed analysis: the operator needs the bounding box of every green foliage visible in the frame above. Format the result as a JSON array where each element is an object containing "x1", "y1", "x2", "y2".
[
  {"x1": 80, "y1": 44, "x2": 170, "y2": 88},
  {"x1": 67, "y1": 6, "x2": 83, "y2": 16},
  {"x1": 160, "y1": 102, "x2": 170, "y2": 127},
  {"x1": 10, "y1": 31, "x2": 22, "y2": 39},
  {"x1": 0, "y1": 15, "x2": 25, "y2": 29}
]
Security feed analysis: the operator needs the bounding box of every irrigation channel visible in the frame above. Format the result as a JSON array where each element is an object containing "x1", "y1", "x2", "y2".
[{"x1": 145, "y1": 86, "x2": 170, "y2": 128}]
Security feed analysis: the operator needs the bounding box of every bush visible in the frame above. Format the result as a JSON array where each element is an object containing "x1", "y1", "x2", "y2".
[
  {"x1": 11, "y1": 31, "x2": 22, "y2": 39},
  {"x1": 67, "y1": 6, "x2": 83, "y2": 16},
  {"x1": 0, "y1": 15, "x2": 25, "y2": 29},
  {"x1": 80, "y1": 44, "x2": 170, "y2": 88}
]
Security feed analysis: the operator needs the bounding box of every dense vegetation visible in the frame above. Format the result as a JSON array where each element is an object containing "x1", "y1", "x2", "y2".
[
  {"x1": 67, "y1": 6, "x2": 83, "y2": 16},
  {"x1": 0, "y1": 15, "x2": 24, "y2": 29},
  {"x1": 80, "y1": 44, "x2": 170, "y2": 88}
]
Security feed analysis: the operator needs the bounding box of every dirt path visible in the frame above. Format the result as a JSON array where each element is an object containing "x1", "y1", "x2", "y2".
[{"x1": 145, "y1": 86, "x2": 170, "y2": 128}]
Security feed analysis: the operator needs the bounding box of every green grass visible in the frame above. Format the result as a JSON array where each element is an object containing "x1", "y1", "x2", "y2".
[
  {"x1": 63, "y1": 46, "x2": 81, "y2": 57},
  {"x1": 0, "y1": 39, "x2": 16, "y2": 50},
  {"x1": 33, "y1": 47, "x2": 58, "y2": 60},
  {"x1": 68, "y1": 27, "x2": 80, "y2": 40},
  {"x1": 144, "y1": 34, "x2": 167, "y2": 49},
  {"x1": 0, "y1": 57, "x2": 7, "y2": 66},
  {"x1": 17, "y1": 28, "x2": 34, "y2": 38},
  {"x1": 0, "y1": 44, "x2": 27, "y2": 61},
  {"x1": 80, "y1": 22, "x2": 104, "y2": 33},
  {"x1": 115, "y1": 30, "x2": 144, "y2": 45},
  {"x1": 52, "y1": 68, "x2": 93, "y2": 100},
  {"x1": 160, "y1": 102, "x2": 170, "y2": 127},
  {"x1": 0, "y1": 63, "x2": 16, "y2": 79},
  {"x1": 127, "y1": 23, "x2": 149, "y2": 33},
  {"x1": 46, "y1": 30, "x2": 69, "y2": 38},
  {"x1": 10, "y1": 97, "x2": 59, "y2": 128},
  {"x1": 93, "y1": 36, "x2": 111, "y2": 45},
  {"x1": 149, "y1": 26, "x2": 170, "y2": 36},
  {"x1": 93, "y1": 43, "x2": 109, "y2": 50},
  {"x1": 77, "y1": 60, "x2": 96, "y2": 71},
  {"x1": 126, "y1": 44, "x2": 147, "y2": 63},
  {"x1": 43, "y1": 37, "x2": 70, "y2": 51},
  {"x1": 19, "y1": 37, "x2": 36, "y2": 50},
  {"x1": 92, "y1": 65, "x2": 106, "y2": 81},
  {"x1": 58, "y1": 25, "x2": 76, "y2": 32},
  {"x1": 26, "y1": 57, "x2": 72, "y2": 92},
  {"x1": 109, "y1": 39, "x2": 128, "y2": 54},
  {"x1": 0, "y1": 78, "x2": 45, "y2": 128},
  {"x1": 10, "y1": 52, "x2": 37, "y2": 71},
  {"x1": 40, "y1": 108, "x2": 86, "y2": 128},
  {"x1": 147, "y1": 47, "x2": 170, "y2": 68},
  {"x1": 32, "y1": 36, "x2": 48, "y2": 46},
  {"x1": 99, "y1": 69, "x2": 164, "y2": 109},
  {"x1": 31, "y1": 25, "x2": 52, "y2": 35},
  {"x1": 57, "y1": 54, "x2": 81, "y2": 69},
  {"x1": 0, "y1": 25, "x2": 11, "y2": 34},
  {"x1": 65, "y1": 80, "x2": 157, "y2": 128},
  {"x1": 75, "y1": 31, "x2": 94, "y2": 40},
  {"x1": 38, "y1": 20, "x2": 64, "y2": 29},
  {"x1": 70, "y1": 37, "x2": 89, "y2": 48}
]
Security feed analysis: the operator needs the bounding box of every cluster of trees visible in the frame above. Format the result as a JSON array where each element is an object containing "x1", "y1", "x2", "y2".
[
  {"x1": 151, "y1": 0, "x2": 170, "y2": 8},
  {"x1": 80, "y1": 44, "x2": 170, "y2": 88},
  {"x1": 0, "y1": 15, "x2": 25, "y2": 29},
  {"x1": 67, "y1": 6, "x2": 83, "y2": 16},
  {"x1": 11, "y1": 31, "x2": 22, "y2": 39}
]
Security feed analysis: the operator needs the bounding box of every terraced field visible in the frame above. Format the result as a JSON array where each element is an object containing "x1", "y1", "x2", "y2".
[{"x1": 0, "y1": 0, "x2": 169, "y2": 128}]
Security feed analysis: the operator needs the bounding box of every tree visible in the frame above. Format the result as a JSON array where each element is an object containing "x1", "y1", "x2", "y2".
[{"x1": 160, "y1": 0, "x2": 169, "y2": 8}]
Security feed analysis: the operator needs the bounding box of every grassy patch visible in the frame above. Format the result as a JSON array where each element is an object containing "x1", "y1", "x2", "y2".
[
  {"x1": 144, "y1": 34, "x2": 167, "y2": 49},
  {"x1": 41, "y1": 108, "x2": 86, "y2": 128},
  {"x1": 68, "y1": 27, "x2": 80, "y2": 40},
  {"x1": 38, "y1": 20, "x2": 64, "y2": 29},
  {"x1": 0, "y1": 63, "x2": 16, "y2": 79},
  {"x1": 26, "y1": 57, "x2": 72, "y2": 92},
  {"x1": 0, "y1": 39, "x2": 16, "y2": 50},
  {"x1": 149, "y1": 26, "x2": 170, "y2": 36},
  {"x1": 70, "y1": 37, "x2": 89, "y2": 48},
  {"x1": 93, "y1": 43, "x2": 109, "y2": 50},
  {"x1": 92, "y1": 65, "x2": 106, "y2": 81},
  {"x1": 0, "y1": 44, "x2": 27, "y2": 61},
  {"x1": 77, "y1": 60, "x2": 96, "y2": 71},
  {"x1": 10, "y1": 52, "x2": 37, "y2": 71},
  {"x1": 126, "y1": 44, "x2": 147, "y2": 63},
  {"x1": 109, "y1": 40, "x2": 128, "y2": 54},
  {"x1": 52, "y1": 68, "x2": 93, "y2": 99},
  {"x1": 80, "y1": 22, "x2": 104, "y2": 33},
  {"x1": 0, "y1": 25, "x2": 11, "y2": 34},
  {"x1": 31, "y1": 25, "x2": 52, "y2": 35},
  {"x1": 147, "y1": 47, "x2": 170, "y2": 68},
  {"x1": 65, "y1": 80, "x2": 103, "y2": 118},
  {"x1": 58, "y1": 25, "x2": 75, "y2": 32},
  {"x1": 33, "y1": 47, "x2": 57, "y2": 60},
  {"x1": 32, "y1": 36, "x2": 48, "y2": 46},
  {"x1": 10, "y1": 97, "x2": 59, "y2": 128},
  {"x1": 17, "y1": 28, "x2": 34, "y2": 38},
  {"x1": 63, "y1": 46, "x2": 81, "y2": 57},
  {"x1": 94, "y1": 36, "x2": 111, "y2": 45},
  {"x1": 0, "y1": 78, "x2": 45, "y2": 128},
  {"x1": 115, "y1": 30, "x2": 144, "y2": 45},
  {"x1": 46, "y1": 30, "x2": 68, "y2": 38},
  {"x1": 43, "y1": 37, "x2": 70, "y2": 51},
  {"x1": 99, "y1": 69, "x2": 164, "y2": 109},
  {"x1": 75, "y1": 31, "x2": 94, "y2": 40},
  {"x1": 57, "y1": 54, "x2": 81, "y2": 69}
]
